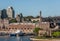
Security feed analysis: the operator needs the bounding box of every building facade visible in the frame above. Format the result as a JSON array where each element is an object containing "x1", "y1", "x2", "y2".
[
  {"x1": 7, "y1": 23, "x2": 35, "y2": 34},
  {"x1": 1, "y1": 9, "x2": 8, "y2": 19},
  {"x1": 7, "y1": 6, "x2": 15, "y2": 18},
  {"x1": 0, "y1": 19, "x2": 9, "y2": 30},
  {"x1": 0, "y1": 10, "x2": 2, "y2": 19},
  {"x1": 16, "y1": 14, "x2": 20, "y2": 22}
]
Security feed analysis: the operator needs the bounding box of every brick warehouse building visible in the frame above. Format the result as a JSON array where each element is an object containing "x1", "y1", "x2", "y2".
[{"x1": 7, "y1": 23, "x2": 35, "y2": 34}]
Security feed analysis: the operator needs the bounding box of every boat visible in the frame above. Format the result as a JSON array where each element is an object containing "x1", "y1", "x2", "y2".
[
  {"x1": 10, "y1": 33, "x2": 16, "y2": 36},
  {"x1": 10, "y1": 30, "x2": 20, "y2": 36},
  {"x1": 18, "y1": 31, "x2": 25, "y2": 36},
  {"x1": 10, "y1": 30, "x2": 24, "y2": 36}
]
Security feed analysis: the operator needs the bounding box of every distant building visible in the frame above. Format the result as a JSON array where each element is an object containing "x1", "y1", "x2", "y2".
[
  {"x1": 0, "y1": 10, "x2": 2, "y2": 19},
  {"x1": 31, "y1": 11, "x2": 42, "y2": 22},
  {"x1": 20, "y1": 13, "x2": 24, "y2": 22},
  {"x1": 31, "y1": 18, "x2": 40, "y2": 22},
  {"x1": 7, "y1": 6, "x2": 15, "y2": 19},
  {"x1": 39, "y1": 22, "x2": 50, "y2": 30},
  {"x1": 0, "y1": 19, "x2": 9, "y2": 30},
  {"x1": 1, "y1": 9, "x2": 8, "y2": 19},
  {"x1": 16, "y1": 14, "x2": 20, "y2": 22},
  {"x1": 39, "y1": 11, "x2": 42, "y2": 22}
]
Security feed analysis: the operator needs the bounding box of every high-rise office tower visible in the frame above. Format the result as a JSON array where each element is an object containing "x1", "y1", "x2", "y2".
[
  {"x1": 0, "y1": 10, "x2": 2, "y2": 19},
  {"x1": 7, "y1": 6, "x2": 15, "y2": 19},
  {"x1": 1, "y1": 9, "x2": 8, "y2": 19}
]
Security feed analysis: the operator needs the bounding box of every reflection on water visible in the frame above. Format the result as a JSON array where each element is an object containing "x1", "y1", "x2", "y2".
[
  {"x1": 0, "y1": 36, "x2": 31, "y2": 41},
  {"x1": 16, "y1": 36, "x2": 20, "y2": 41}
]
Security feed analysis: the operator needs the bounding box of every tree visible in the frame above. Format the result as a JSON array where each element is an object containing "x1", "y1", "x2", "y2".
[
  {"x1": 36, "y1": 16, "x2": 40, "y2": 18},
  {"x1": 52, "y1": 31, "x2": 60, "y2": 38},
  {"x1": 25, "y1": 16, "x2": 34, "y2": 19},
  {"x1": 33, "y1": 27, "x2": 40, "y2": 35},
  {"x1": 32, "y1": 20, "x2": 39, "y2": 23},
  {"x1": 9, "y1": 19, "x2": 17, "y2": 23}
]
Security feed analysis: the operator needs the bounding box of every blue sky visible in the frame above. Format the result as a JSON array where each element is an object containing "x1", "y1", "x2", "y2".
[{"x1": 0, "y1": 0, "x2": 60, "y2": 17}]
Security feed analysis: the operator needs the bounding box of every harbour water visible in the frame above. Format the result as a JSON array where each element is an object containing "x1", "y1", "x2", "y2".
[{"x1": 0, "y1": 36, "x2": 31, "y2": 41}]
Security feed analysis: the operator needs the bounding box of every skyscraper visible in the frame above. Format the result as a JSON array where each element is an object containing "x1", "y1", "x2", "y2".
[
  {"x1": 1, "y1": 9, "x2": 8, "y2": 19},
  {"x1": 0, "y1": 10, "x2": 2, "y2": 19},
  {"x1": 7, "y1": 6, "x2": 15, "y2": 19}
]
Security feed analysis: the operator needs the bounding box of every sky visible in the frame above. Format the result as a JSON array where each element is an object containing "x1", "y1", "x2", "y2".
[{"x1": 0, "y1": 0, "x2": 60, "y2": 17}]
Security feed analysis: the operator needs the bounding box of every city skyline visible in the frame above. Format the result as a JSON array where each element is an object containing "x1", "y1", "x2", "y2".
[
  {"x1": 0, "y1": 0, "x2": 60, "y2": 17},
  {"x1": 0, "y1": 6, "x2": 15, "y2": 19}
]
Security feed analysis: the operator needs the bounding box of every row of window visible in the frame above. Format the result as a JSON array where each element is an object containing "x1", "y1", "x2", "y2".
[{"x1": 0, "y1": 27, "x2": 33, "y2": 30}]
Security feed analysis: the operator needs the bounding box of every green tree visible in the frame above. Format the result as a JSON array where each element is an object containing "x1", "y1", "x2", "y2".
[
  {"x1": 52, "y1": 31, "x2": 60, "y2": 37},
  {"x1": 26, "y1": 16, "x2": 34, "y2": 19},
  {"x1": 36, "y1": 16, "x2": 40, "y2": 18},
  {"x1": 32, "y1": 20, "x2": 39, "y2": 23},
  {"x1": 9, "y1": 19, "x2": 17, "y2": 23},
  {"x1": 33, "y1": 27, "x2": 40, "y2": 35}
]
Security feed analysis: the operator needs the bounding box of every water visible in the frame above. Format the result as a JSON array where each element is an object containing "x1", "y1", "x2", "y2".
[{"x1": 0, "y1": 36, "x2": 31, "y2": 41}]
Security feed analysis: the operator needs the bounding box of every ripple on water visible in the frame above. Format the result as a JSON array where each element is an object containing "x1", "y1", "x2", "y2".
[{"x1": 0, "y1": 36, "x2": 32, "y2": 41}]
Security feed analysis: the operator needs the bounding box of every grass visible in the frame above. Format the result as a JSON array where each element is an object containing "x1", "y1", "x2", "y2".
[
  {"x1": 35, "y1": 36, "x2": 47, "y2": 39},
  {"x1": 34, "y1": 36, "x2": 60, "y2": 39}
]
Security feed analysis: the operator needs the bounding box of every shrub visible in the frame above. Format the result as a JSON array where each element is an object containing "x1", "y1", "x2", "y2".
[{"x1": 52, "y1": 31, "x2": 60, "y2": 38}]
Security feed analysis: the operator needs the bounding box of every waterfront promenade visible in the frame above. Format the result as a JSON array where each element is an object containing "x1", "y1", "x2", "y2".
[{"x1": 30, "y1": 38, "x2": 60, "y2": 41}]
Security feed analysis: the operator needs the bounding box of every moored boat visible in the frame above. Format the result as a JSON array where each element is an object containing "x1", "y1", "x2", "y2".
[{"x1": 10, "y1": 30, "x2": 24, "y2": 36}]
